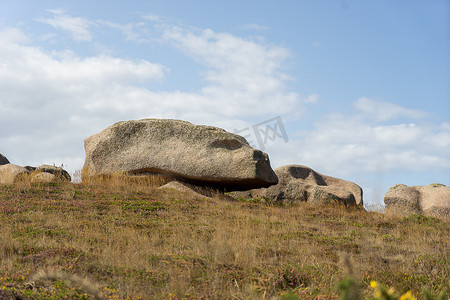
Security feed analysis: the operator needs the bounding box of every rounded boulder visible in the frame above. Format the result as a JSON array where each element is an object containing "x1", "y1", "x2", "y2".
[
  {"x1": 385, "y1": 183, "x2": 449, "y2": 219},
  {"x1": 0, "y1": 164, "x2": 30, "y2": 185},
  {"x1": 83, "y1": 119, "x2": 278, "y2": 190}
]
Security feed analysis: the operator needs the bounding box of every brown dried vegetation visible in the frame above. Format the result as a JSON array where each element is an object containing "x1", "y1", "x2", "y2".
[{"x1": 0, "y1": 174, "x2": 448, "y2": 299}]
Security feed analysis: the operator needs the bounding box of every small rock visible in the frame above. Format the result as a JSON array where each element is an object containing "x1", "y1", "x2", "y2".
[
  {"x1": 31, "y1": 172, "x2": 56, "y2": 184},
  {"x1": 159, "y1": 180, "x2": 234, "y2": 201}
]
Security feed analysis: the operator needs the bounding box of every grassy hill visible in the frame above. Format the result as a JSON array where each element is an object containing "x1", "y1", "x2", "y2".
[{"x1": 0, "y1": 177, "x2": 448, "y2": 299}]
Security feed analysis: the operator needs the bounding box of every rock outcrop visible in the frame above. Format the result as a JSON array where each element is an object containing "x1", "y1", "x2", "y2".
[
  {"x1": 232, "y1": 164, "x2": 363, "y2": 207},
  {"x1": 0, "y1": 163, "x2": 71, "y2": 185},
  {"x1": 83, "y1": 119, "x2": 278, "y2": 190},
  {"x1": 384, "y1": 183, "x2": 450, "y2": 219},
  {"x1": 0, "y1": 154, "x2": 9, "y2": 165},
  {"x1": 0, "y1": 164, "x2": 29, "y2": 184},
  {"x1": 35, "y1": 165, "x2": 71, "y2": 182}
]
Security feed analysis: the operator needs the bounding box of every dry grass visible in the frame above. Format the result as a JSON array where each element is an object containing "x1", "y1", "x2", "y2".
[{"x1": 0, "y1": 175, "x2": 448, "y2": 299}]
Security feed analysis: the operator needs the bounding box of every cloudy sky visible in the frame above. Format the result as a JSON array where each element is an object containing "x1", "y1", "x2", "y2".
[{"x1": 1, "y1": 0, "x2": 449, "y2": 205}]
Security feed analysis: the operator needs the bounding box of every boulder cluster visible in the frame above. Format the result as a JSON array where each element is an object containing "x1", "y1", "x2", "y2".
[
  {"x1": 0, "y1": 157, "x2": 71, "y2": 184},
  {"x1": 231, "y1": 164, "x2": 363, "y2": 207},
  {"x1": 82, "y1": 119, "x2": 363, "y2": 208},
  {"x1": 1, "y1": 118, "x2": 448, "y2": 219}
]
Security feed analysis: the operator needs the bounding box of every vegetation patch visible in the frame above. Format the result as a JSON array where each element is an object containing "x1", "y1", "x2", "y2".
[{"x1": 0, "y1": 180, "x2": 448, "y2": 299}]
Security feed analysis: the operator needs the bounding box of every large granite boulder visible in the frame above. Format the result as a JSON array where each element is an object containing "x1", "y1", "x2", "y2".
[
  {"x1": 83, "y1": 119, "x2": 278, "y2": 190},
  {"x1": 232, "y1": 164, "x2": 363, "y2": 207},
  {"x1": 0, "y1": 154, "x2": 9, "y2": 165},
  {"x1": 384, "y1": 183, "x2": 450, "y2": 219},
  {"x1": 0, "y1": 164, "x2": 30, "y2": 184}
]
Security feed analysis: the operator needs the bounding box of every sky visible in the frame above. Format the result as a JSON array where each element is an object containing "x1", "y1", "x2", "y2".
[{"x1": 0, "y1": 0, "x2": 449, "y2": 206}]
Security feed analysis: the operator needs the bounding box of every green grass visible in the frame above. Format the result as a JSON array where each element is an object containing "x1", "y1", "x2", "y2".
[{"x1": 0, "y1": 179, "x2": 448, "y2": 299}]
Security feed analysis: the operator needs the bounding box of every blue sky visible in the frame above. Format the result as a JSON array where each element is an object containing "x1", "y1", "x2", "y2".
[{"x1": 1, "y1": 0, "x2": 449, "y2": 205}]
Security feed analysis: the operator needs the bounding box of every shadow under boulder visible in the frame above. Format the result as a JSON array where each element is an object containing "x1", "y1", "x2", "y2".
[
  {"x1": 158, "y1": 180, "x2": 235, "y2": 201},
  {"x1": 0, "y1": 153, "x2": 10, "y2": 165}
]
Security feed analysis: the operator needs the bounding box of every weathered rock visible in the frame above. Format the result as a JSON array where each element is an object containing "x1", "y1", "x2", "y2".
[
  {"x1": 231, "y1": 164, "x2": 363, "y2": 207},
  {"x1": 0, "y1": 154, "x2": 9, "y2": 165},
  {"x1": 159, "y1": 181, "x2": 198, "y2": 194},
  {"x1": 83, "y1": 119, "x2": 278, "y2": 190},
  {"x1": 0, "y1": 164, "x2": 30, "y2": 184},
  {"x1": 31, "y1": 172, "x2": 56, "y2": 184},
  {"x1": 418, "y1": 184, "x2": 450, "y2": 218},
  {"x1": 159, "y1": 181, "x2": 235, "y2": 201},
  {"x1": 35, "y1": 165, "x2": 71, "y2": 182},
  {"x1": 158, "y1": 180, "x2": 230, "y2": 199},
  {"x1": 384, "y1": 184, "x2": 421, "y2": 217},
  {"x1": 308, "y1": 185, "x2": 356, "y2": 205},
  {"x1": 384, "y1": 183, "x2": 450, "y2": 219}
]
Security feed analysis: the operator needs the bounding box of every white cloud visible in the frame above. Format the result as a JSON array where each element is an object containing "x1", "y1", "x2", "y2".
[
  {"x1": 160, "y1": 26, "x2": 301, "y2": 117},
  {"x1": 98, "y1": 20, "x2": 148, "y2": 42},
  {"x1": 0, "y1": 32, "x2": 167, "y2": 111},
  {"x1": 0, "y1": 21, "x2": 303, "y2": 174},
  {"x1": 354, "y1": 97, "x2": 427, "y2": 121},
  {"x1": 0, "y1": 27, "x2": 29, "y2": 44},
  {"x1": 37, "y1": 9, "x2": 93, "y2": 42},
  {"x1": 240, "y1": 23, "x2": 269, "y2": 31},
  {"x1": 303, "y1": 94, "x2": 319, "y2": 104},
  {"x1": 280, "y1": 101, "x2": 450, "y2": 175},
  {"x1": 143, "y1": 14, "x2": 161, "y2": 22},
  {"x1": 0, "y1": 27, "x2": 169, "y2": 172}
]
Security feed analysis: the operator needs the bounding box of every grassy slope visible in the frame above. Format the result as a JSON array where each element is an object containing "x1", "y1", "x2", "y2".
[{"x1": 0, "y1": 179, "x2": 448, "y2": 300}]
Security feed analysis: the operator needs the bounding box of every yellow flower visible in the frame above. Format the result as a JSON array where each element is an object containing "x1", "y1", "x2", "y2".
[
  {"x1": 370, "y1": 280, "x2": 377, "y2": 288},
  {"x1": 399, "y1": 291, "x2": 416, "y2": 300},
  {"x1": 388, "y1": 287, "x2": 395, "y2": 295}
]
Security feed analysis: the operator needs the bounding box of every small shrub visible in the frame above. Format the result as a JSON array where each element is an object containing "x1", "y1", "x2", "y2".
[
  {"x1": 260, "y1": 266, "x2": 309, "y2": 292},
  {"x1": 401, "y1": 214, "x2": 442, "y2": 226}
]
